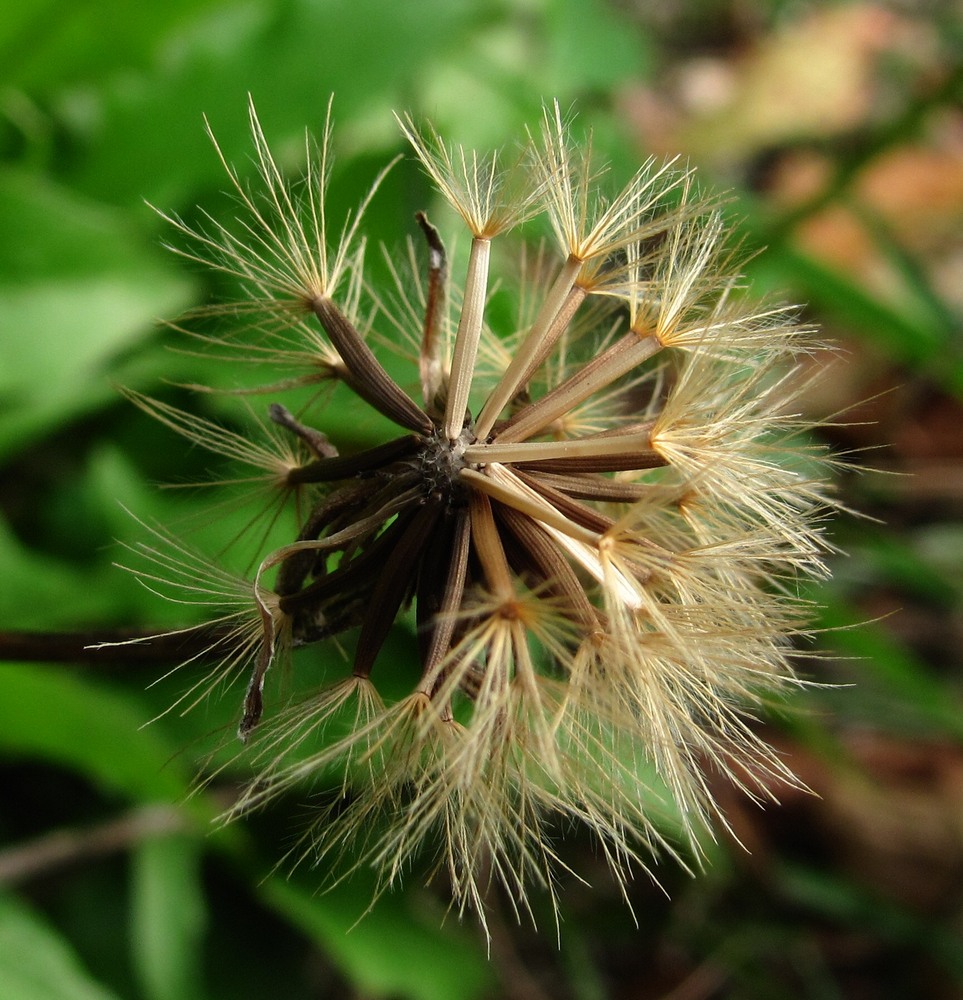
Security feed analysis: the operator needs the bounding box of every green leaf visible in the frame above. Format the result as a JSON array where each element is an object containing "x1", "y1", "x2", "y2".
[
  {"x1": 542, "y1": 0, "x2": 651, "y2": 92},
  {"x1": 260, "y1": 876, "x2": 494, "y2": 1000},
  {"x1": 66, "y1": 0, "x2": 487, "y2": 207},
  {"x1": 775, "y1": 862, "x2": 963, "y2": 984},
  {"x1": 747, "y1": 243, "x2": 963, "y2": 396},
  {"x1": 848, "y1": 526, "x2": 958, "y2": 605},
  {"x1": 816, "y1": 600, "x2": 963, "y2": 740},
  {"x1": 0, "y1": 662, "x2": 195, "y2": 804},
  {"x1": 130, "y1": 835, "x2": 208, "y2": 1000},
  {"x1": 0, "y1": 517, "x2": 120, "y2": 628},
  {"x1": 0, "y1": 0, "x2": 233, "y2": 90},
  {"x1": 848, "y1": 197, "x2": 960, "y2": 340},
  {"x1": 0, "y1": 891, "x2": 123, "y2": 1000},
  {"x1": 0, "y1": 169, "x2": 193, "y2": 460}
]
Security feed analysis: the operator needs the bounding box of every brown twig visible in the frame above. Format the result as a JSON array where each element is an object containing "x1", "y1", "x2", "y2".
[
  {"x1": 0, "y1": 623, "x2": 233, "y2": 667},
  {"x1": 0, "y1": 804, "x2": 190, "y2": 885}
]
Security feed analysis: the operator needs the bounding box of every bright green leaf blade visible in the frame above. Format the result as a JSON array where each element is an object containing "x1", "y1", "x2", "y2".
[
  {"x1": 0, "y1": 0, "x2": 232, "y2": 90},
  {"x1": 0, "y1": 891, "x2": 123, "y2": 1000},
  {"x1": 260, "y1": 876, "x2": 494, "y2": 1000},
  {"x1": 0, "y1": 169, "x2": 193, "y2": 459},
  {"x1": 0, "y1": 662, "x2": 194, "y2": 804},
  {"x1": 130, "y1": 834, "x2": 208, "y2": 1000},
  {"x1": 542, "y1": 0, "x2": 650, "y2": 91},
  {"x1": 67, "y1": 0, "x2": 487, "y2": 207}
]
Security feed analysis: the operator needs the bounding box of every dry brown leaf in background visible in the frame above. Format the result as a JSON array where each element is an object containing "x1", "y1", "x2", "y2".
[{"x1": 621, "y1": 4, "x2": 931, "y2": 164}]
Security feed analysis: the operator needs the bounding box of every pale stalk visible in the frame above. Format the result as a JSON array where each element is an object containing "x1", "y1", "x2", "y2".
[
  {"x1": 494, "y1": 332, "x2": 663, "y2": 444},
  {"x1": 473, "y1": 465, "x2": 645, "y2": 610},
  {"x1": 444, "y1": 237, "x2": 491, "y2": 440},
  {"x1": 468, "y1": 492, "x2": 514, "y2": 600},
  {"x1": 460, "y1": 466, "x2": 600, "y2": 547},
  {"x1": 464, "y1": 428, "x2": 654, "y2": 466},
  {"x1": 473, "y1": 254, "x2": 584, "y2": 439},
  {"x1": 546, "y1": 526, "x2": 643, "y2": 611}
]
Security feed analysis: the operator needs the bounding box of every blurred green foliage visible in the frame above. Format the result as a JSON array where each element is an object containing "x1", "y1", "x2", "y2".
[{"x1": 1, "y1": 1, "x2": 962, "y2": 998}]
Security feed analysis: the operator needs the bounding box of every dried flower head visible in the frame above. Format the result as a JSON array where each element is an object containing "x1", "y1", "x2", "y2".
[{"x1": 129, "y1": 97, "x2": 837, "y2": 931}]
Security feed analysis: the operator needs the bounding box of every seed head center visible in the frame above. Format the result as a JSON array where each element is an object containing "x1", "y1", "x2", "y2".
[{"x1": 418, "y1": 425, "x2": 475, "y2": 503}]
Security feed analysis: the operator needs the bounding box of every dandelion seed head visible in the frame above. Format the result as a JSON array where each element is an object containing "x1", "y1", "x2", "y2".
[{"x1": 132, "y1": 99, "x2": 842, "y2": 935}]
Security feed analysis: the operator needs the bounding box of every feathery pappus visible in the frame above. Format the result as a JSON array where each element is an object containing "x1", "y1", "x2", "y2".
[{"x1": 119, "y1": 98, "x2": 838, "y2": 931}]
